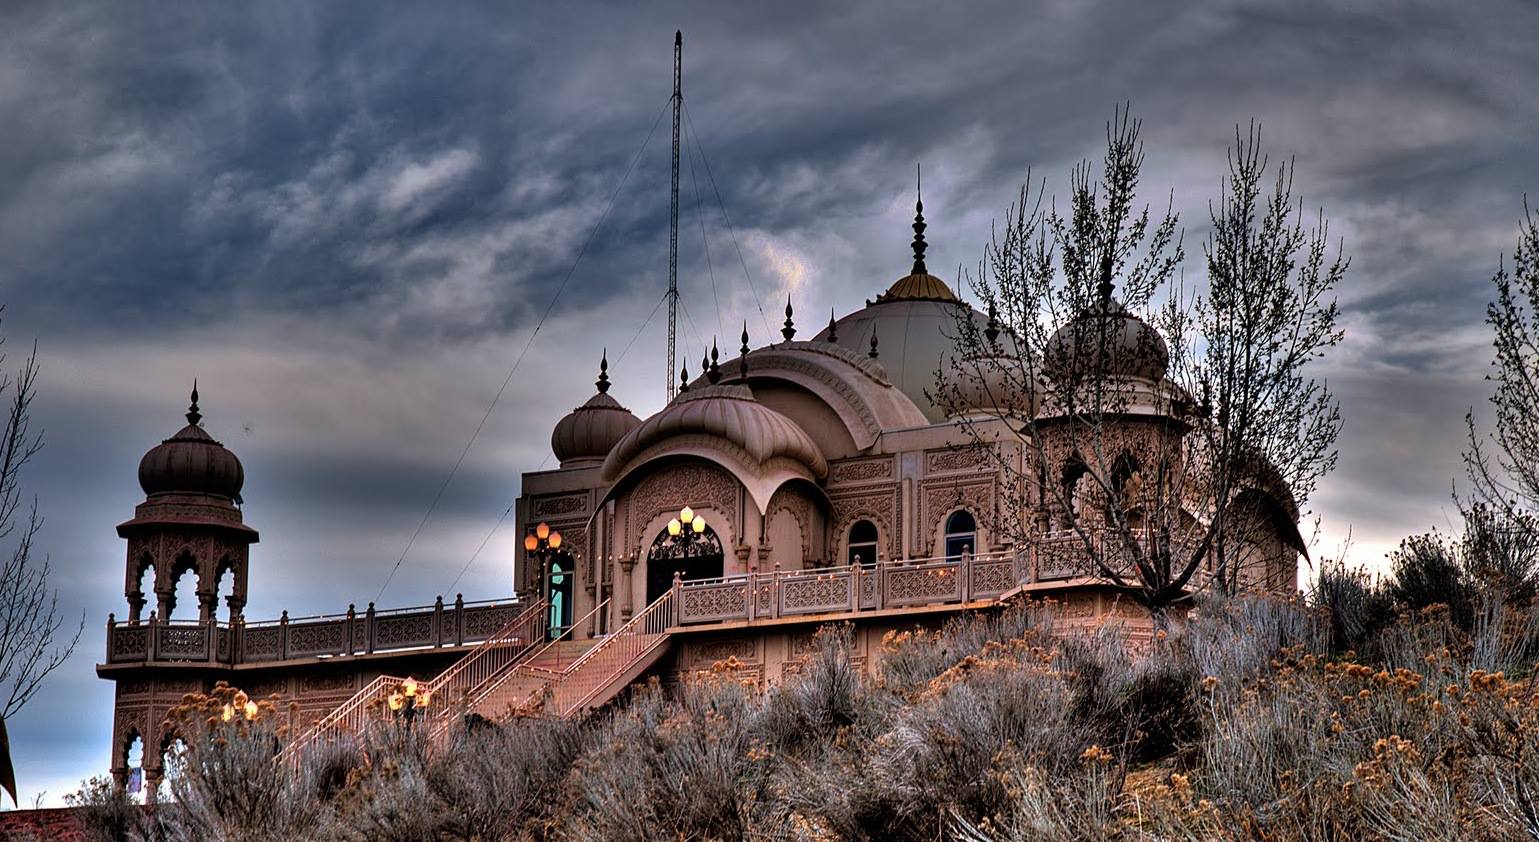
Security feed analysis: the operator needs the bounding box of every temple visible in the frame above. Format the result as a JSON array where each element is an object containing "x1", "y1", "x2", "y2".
[{"x1": 96, "y1": 190, "x2": 1304, "y2": 792}]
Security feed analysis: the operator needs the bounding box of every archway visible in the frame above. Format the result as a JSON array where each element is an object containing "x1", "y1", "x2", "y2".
[
  {"x1": 645, "y1": 522, "x2": 724, "y2": 606},
  {"x1": 547, "y1": 554, "x2": 574, "y2": 639}
]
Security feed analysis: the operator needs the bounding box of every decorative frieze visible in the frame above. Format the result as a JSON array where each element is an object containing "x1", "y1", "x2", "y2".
[
  {"x1": 533, "y1": 493, "x2": 588, "y2": 518},
  {"x1": 829, "y1": 457, "x2": 894, "y2": 485},
  {"x1": 926, "y1": 445, "x2": 989, "y2": 474}
]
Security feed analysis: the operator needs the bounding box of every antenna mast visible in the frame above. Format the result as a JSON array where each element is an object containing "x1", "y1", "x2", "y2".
[{"x1": 666, "y1": 30, "x2": 682, "y2": 401}]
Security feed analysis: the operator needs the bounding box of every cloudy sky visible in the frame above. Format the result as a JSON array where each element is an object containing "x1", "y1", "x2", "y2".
[{"x1": 2, "y1": 0, "x2": 1536, "y2": 806}]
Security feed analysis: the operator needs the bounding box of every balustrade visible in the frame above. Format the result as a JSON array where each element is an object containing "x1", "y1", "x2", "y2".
[{"x1": 104, "y1": 594, "x2": 523, "y2": 666}]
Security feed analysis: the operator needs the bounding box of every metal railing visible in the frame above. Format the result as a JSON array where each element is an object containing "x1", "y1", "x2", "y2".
[
  {"x1": 106, "y1": 594, "x2": 522, "y2": 665},
  {"x1": 549, "y1": 589, "x2": 675, "y2": 716},
  {"x1": 278, "y1": 597, "x2": 547, "y2": 769},
  {"x1": 449, "y1": 598, "x2": 612, "y2": 726}
]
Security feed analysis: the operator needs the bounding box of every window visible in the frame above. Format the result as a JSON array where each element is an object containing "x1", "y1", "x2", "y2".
[
  {"x1": 944, "y1": 510, "x2": 976, "y2": 560},
  {"x1": 847, "y1": 520, "x2": 878, "y2": 566}
]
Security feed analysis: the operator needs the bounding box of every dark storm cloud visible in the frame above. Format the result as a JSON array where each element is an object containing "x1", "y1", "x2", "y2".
[{"x1": 3, "y1": 0, "x2": 1537, "y2": 805}]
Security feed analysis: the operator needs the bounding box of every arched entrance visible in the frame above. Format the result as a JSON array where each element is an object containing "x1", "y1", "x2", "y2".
[{"x1": 645, "y1": 522, "x2": 724, "y2": 605}]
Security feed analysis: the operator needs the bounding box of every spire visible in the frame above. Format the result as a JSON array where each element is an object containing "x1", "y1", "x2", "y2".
[
  {"x1": 738, "y1": 322, "x2": 750, "y2": 380},
  {"x1": 910, "y1": 163, "x2": 928, "y2": 275},
  {"x1": 708, "y1": 339, "x2": 722, "y2": 384},
  {"x1": 679, "y1": 361, "x2": 690, "y2": 394},
  {"x1": 985, "y1": 301, "x2": 1000, "y2": 345},
  {"x1": 596, "y1": 350, "x2": 611, "y2": 394},
  {"x1": 868, "y1": 328, "x2": 880, "y2": 359},
  {"x1": 186, "y1": 380, "x2": 202, "y2": 426},
  {"x1": 781, "y1": 296, "x2": 796, "y2": 342},
  {"x1": 827, "y1": 308, "x2": 838, "y2": 344}
]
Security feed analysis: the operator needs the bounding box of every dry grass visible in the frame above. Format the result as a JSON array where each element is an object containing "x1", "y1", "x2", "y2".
[{"x1": 68, "y1": 586, "x2": 1539, "y2": 841}]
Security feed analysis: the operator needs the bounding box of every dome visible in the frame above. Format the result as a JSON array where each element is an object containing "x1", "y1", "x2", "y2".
[
  {"x1": 552, "y1": 356, "x2": 642, "y2": 468},
  {"x1": 1044, "y1": 298, "x2": 1169, "y2": 382},
  {"x1": 813, "y1": 296, "x2": 988, "y2": 423},
  {"x1": 944, "y1": 354, "x2": 1039, "y2": 419},
  {"x1": 137, "y1": 387, "x2": 245, "y2": 501},
  {"x1": 601, "y1": 382, "x2": 827, "y2": 485}
]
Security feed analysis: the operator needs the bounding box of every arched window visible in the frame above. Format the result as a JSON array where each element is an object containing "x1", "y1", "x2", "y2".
[
  {"x1": 847, "y1": 520, "x2": 878, "y2": 566},
  {"x1": 1062, "y1": 457, "x2": 1089, "y2": 528},
  {"x1": 944, "y1": 510, "x2": 977, "y2": 561}
]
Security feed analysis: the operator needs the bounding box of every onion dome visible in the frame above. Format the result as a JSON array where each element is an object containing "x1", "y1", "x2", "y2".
[
  {"x1": 945, "y1": 354, "x2": 1039, "y2": 419},
  {"x1": 601, "y1": 382, "x2": 827, "y2": 486},
  {"x1": 551, "y1": 352, "x2": 643, "y2": 468},
  {"x1": 137, "y1": 383, "x2": 245, "y2": 501},
  {"x1": 1044, "y1": 296, "x2": 1169, "y2": 381}
]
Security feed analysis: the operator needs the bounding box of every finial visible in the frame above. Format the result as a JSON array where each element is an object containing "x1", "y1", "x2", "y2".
[
  {"x1": 1097, "y1": 252, "x2": 1114, "y2": 305},
  {"x1": 701, "y1": 349, "x2": 709, "y2": 378},
  {"x1": 186, "y1": 379, "x2": 202, "y2": 426},
  {"x1": 781, "y1": 296, "x2": 796, "y2": 342},
  {"x1": 985, "y1": 301, "x2": 1000, "y2": 345},
  {"x1": 827, "y1": 308, "x2": 838, "y2": 344},
  {"x1": 911, "y1": 163, "x2": 928, "y2": 275},
  {"x1": 679, "y1": 362, "x2": 690, "y2": 394},
  {"x1": 739, "y1": 322, "x2": 750, "y2": 379},
  {"x1": 868, "y1": 329, "x2": 880, "y2": 359},
  {"x1": 596, "y1": 350, "x2": 611, "y2": 394},
  {"x1": 708, "y1": 339, "x2": 722, "y2": 384}
]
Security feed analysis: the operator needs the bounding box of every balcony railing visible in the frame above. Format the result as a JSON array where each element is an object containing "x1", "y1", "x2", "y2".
[
  {"x1": 673, "y1": 551, "x2": 1020, "y2": 626},
  {"x1": 104, "y1": 594, "x2": 522, "y2": 666}
]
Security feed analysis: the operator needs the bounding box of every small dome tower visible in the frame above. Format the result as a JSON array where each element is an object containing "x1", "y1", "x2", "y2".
[
  {"x1": 117, "y1": 384, "x2": 258, "y2": 624},
  {"x1": 551, "y1": 353, "x2": 643, "y2": 468}
]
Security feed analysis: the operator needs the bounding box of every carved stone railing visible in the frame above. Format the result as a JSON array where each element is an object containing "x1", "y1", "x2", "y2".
[
  {"x1": 672, "y1": 532, "x2": 1158, "y2": 628},
  {"x1": 1033, "y1": 528, "x2": 1148, "y2": 582},
  {"x1": 104, "y1": 594, "x2": 521, "y2": 666},
  {"x1": 675, "y1": 551, "x2": 1016, "y2": 626}
]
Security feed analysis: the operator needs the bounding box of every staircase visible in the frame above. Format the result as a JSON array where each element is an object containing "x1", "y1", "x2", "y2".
[
  {"x1": 278, "y1": 596, "x2": 547, "y2": 768},
  {"x1": 462, "y1": 589, "x2": 677, "y2": 722}
]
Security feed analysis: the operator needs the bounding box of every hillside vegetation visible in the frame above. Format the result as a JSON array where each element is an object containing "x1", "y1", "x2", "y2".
[{"x1": 58, "y1": 541, "x2": 1539, "y2": 841}]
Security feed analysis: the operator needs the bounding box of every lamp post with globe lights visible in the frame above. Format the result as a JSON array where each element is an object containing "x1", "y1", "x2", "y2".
[
  {"x1": 524, "y1": 521, "x2": 569, "y2": 640},
  {"x1": 386, "y1": 676, "x2": 432, "y2": 729}
]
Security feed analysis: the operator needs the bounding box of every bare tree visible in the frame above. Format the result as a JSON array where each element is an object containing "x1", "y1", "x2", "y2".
[
  {"x1": 0, "y1": 317, "x2": 80, "y2": 806},
  {"x1": 936, "y1": 109, "x2": 1345, "y2": 619},
  {"x1": 1464, "y1": 201, "x2": 1539, "y2": 543}
]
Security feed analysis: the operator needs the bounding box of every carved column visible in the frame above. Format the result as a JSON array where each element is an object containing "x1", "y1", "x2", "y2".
[{"x1": 619, "y1": 556, "x2": 636, "y2": 620}]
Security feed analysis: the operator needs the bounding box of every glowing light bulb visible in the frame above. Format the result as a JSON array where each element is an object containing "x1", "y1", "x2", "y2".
[
  {"x1": 388, "y1": 692, "x2": 405, "y2": 712},
  {"x1": 536, "y1": 522, "x2": 551, "y2": 540},
  {"x1": 222, "y1": 704, "x2": 234, "y2": 722},
  {"x1": 668, "y1": 518, "x2": 682, "y2": 537},
  {"x1": 524, "y1": 534, "x2": 538, "y2": 552},
  {"x1": 403, "y1": 677, "x2": 418, "y2": 697},
  {"x1": 679, "y1": 506, "x2": 694, "y2": 524},
  {"x1": 244, "y1": 701, "x2": 259, "y2": 720},
  {"x1": 549, "y1": 531, "x2": 562, "y2": 550},
  {"x1": 417, "y1": 691, "x2": 432, "y2": 709},
  {"x1": 692, "y1": 515, "x2": 705, "y2": 533}
]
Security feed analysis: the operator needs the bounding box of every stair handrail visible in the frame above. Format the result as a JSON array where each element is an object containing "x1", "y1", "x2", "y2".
[
  {"x1": 549, "y1": 588, "x2": 676, "y2": 716},
  {"x1": 422, "y1": 596, "x2": 549, "y2": 702},
  {"x1": 279, "y1": 596, "x2": 546, "y2": 767},
  {"x1": 445, "y1": 598, "x2": 610, "y2": 730}
]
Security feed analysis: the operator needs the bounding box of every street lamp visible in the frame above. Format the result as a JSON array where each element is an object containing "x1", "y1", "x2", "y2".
[
  {"x1": 667, "y1": 506, "x2": 706, "y2": 539},
  {"x1": 387, "y1": 676, "x2": 432, "y2": 728},
  {"x1": 526, "y1": 522, "x2": 568, "y2": 639}
]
